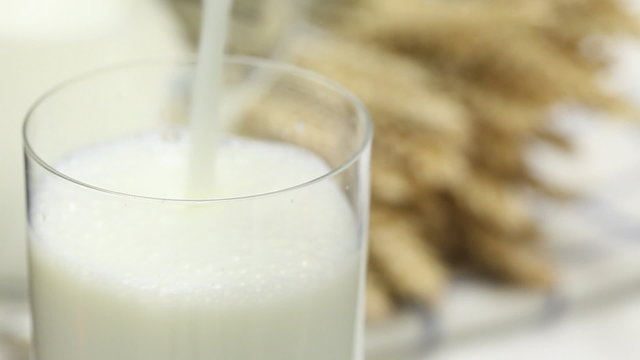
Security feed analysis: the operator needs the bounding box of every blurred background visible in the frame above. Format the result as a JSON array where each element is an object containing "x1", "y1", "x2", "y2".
[{"x1": 2, "y1": 0, "x2": 640, "y2": 359}]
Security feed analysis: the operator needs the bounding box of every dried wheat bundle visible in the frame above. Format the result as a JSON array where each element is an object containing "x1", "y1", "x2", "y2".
[{"x1": 297, "y1": 0, "x2": 638, "y2": 320}]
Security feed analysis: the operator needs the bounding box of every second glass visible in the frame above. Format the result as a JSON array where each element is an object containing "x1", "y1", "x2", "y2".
[{"x1": 24, "y1": 58, "x2": 372, "y2": 360}]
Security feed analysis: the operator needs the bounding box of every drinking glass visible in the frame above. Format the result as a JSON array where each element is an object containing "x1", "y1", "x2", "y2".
[{"x1": 23, "y1": 57, "x2": 372, "y2": 360}]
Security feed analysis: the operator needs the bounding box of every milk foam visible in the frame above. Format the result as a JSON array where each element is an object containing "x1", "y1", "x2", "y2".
[{"x1": 30, "y1": 127, "x2": 358, "y2": 305}]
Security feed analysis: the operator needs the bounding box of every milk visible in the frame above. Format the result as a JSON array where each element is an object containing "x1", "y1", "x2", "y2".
[
  {"x1": 29, "y1": 128, "x2": 361, "y2": 360},
  {"x1": 0, "y1": 0, "x2": 187, "y2": 289},
  {"x1": 188, "y1": 0, "x2": 233, "y2": 195},
  {"x1": 28, "y1": 1, "x2": 365, "y2": 358}
]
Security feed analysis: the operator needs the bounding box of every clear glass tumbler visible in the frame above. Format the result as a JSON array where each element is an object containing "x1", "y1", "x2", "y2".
[{"x1": 23, "y1": 58, "x2": 372, "y2": 360}]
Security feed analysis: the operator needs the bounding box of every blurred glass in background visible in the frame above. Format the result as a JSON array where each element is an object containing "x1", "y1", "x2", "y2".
[
  {"x1": 0, "y1": 0, "x2": 186, "y2": 297},
  {"x1": 0, "y1": 0, "x2": 187, "y2": 357}
]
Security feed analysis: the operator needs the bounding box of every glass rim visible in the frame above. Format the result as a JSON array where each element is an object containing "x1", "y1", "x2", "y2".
[{"x1": 23, "y1": 55, "x2": 373, "y2": 204}]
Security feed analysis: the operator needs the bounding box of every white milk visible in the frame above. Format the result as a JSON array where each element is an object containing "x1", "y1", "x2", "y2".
[
  {"x1": 0, "y1": 0, "x2": 187, "y2": 288},
  {"x1": 188, "y1": 0, "x2": 233, "y2": 195},
  {"x1": 29, "y1": 128, "x2": 362, "y2": 360},
  {"x1": 29, "y1": 1, "x2": 363, "y2": 358}
]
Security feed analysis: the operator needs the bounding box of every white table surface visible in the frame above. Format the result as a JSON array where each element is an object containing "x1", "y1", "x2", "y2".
[{"x1": 430, "y1": 295, "x2": 640, "y2": 360}]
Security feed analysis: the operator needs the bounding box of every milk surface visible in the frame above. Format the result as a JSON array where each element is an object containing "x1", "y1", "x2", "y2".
[{"x1": 29, "y1": 128, "x2": 361, "y2": 360}]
